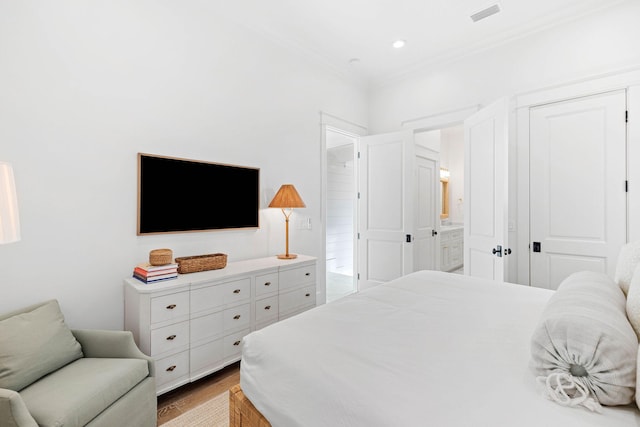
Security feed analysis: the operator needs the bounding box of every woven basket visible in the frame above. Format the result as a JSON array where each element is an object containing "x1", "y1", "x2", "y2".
[
  {"x1": 175, "y1": 253, "x2": 227, "y2": 274},
  {"x1": 149, "y1": 248, "x2": 173, "y2": 266}
]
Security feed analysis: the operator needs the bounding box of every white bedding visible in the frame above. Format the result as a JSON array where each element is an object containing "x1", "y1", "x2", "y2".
[{"x1": 240, "y1": 270, "x2": 640, "y2": 426}]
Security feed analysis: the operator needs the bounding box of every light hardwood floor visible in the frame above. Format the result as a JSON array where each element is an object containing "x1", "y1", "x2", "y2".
[{"x1": 157, "y1": 362, "x2": 240, "y2": 426}]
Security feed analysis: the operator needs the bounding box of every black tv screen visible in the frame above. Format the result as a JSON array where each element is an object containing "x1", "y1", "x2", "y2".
[{"x1": 137, "y1": 153, "x2": 260, "y2": 235}]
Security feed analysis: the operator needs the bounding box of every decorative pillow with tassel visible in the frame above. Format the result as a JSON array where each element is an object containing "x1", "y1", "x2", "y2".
[{"x1": 530, "y1": 271, "x2": 637, "y2": 412}]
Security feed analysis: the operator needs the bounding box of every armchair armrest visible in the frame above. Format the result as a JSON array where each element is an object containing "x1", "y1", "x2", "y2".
[
  {"x1": 71, "y1": 329, "x2": 155, "y2": 377},
  {"x1": 0, "y1": 389, "x2": 38, "y2": 427}
]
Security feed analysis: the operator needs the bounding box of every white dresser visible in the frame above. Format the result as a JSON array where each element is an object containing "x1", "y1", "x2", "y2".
[
  {"x1": 124, "y1": 255, "x2": 316, "y2": 395},
  {"x1": 440, "y1": 226, "x2": 463, "y2": 272}
]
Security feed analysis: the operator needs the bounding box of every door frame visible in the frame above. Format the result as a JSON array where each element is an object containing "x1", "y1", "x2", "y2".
[
  {"x1": 320, "y1": 112, "x2": 367, "y2": 304},
  {"x1": 514, "y1": 68, "x2": 640, "y2": 285}
]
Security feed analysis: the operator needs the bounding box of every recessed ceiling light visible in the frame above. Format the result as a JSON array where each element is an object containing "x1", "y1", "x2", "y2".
[{"x1": 392, "y1": 40, "x2": 406, "y2": 49}]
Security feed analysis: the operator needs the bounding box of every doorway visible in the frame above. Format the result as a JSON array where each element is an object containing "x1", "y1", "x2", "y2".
[
  {"x1": 325, "y1": 128, "x2": 358, "y2": 302},
  {"x1": 414, "y1": 125, "x2": 465, "y2": 273}
]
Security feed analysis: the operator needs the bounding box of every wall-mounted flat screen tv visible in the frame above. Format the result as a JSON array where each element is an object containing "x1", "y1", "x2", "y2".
[{"x1": 137, "y1": 153, "x2": 260, "y2": 235}]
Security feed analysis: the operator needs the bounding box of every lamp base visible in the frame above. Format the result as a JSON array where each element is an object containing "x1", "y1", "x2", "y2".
[{"x1": 277, "y1": 253, "x2": 298, "y2": 260}]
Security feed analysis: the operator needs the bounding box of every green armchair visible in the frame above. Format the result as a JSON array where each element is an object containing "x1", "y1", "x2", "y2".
[{"x1": 0, "y1": 300, "x2": 157, "y2": 427}]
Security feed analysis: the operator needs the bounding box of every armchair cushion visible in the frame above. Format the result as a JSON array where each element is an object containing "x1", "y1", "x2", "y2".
[
  {"x1": 0, "y1": 300, "x2": 83, "y2": 391},
  {"x1": 19, "y1": 357, "x2": 149, "y2": 427}
]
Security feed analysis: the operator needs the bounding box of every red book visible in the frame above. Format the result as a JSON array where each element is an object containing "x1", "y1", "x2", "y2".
[{"x1": 134, "y1": 266, "x2": 178, "y2": 277}]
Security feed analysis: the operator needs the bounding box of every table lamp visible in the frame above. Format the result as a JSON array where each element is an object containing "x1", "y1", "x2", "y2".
[{"x1": 269, "y1": 184, "x2": 305, "y2": 259}]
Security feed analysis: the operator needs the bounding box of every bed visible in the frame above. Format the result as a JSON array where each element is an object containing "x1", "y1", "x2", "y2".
[{"x1": 230, "y1": 269, "x2": 640, "y2": 426}]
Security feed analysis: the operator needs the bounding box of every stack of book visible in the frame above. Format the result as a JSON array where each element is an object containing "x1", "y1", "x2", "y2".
[{"x1": 133, "y1": 262, "x2": 178, "y2": 284}]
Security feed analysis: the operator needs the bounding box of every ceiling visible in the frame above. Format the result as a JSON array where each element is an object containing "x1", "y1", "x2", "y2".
[{"x1": 221, "y1": 0, "x2": 626, "y2": 86}]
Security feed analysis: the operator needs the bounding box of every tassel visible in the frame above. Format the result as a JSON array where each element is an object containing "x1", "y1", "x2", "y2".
[{"x1": 536, "y1": 373, "x2": 602, "y2": 413}]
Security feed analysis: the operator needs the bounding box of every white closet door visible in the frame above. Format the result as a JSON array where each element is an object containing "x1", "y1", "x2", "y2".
[
  {"x1": 464, "y1": 98, "x2": 510, "y2": 281},
  {"x1": 358, "y1": 130, "x2": 414, "y2": 289},
  {"x1": 414, "y1": 154, "x2": 438, "y2": 271},
  {"x1": 530, "y1": 90, "x2": 627, "y2": 290}
]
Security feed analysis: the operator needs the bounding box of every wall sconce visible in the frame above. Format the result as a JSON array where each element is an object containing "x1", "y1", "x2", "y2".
[
  {"x1": 269, "y1": 184, "x2": 306, "y2": 259},
  {"x1": 0, "y1": 162, "x2": 21, "y2": 244}
]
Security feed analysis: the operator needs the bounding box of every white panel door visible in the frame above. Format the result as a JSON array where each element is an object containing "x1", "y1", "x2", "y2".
[
  {"x1": 414, "y1": 154, "x2": 438, "y2": 271},
  {"x1": 358, "y1": 130, "x2": 414, "y2": 289},
  {"x1": 530, "y1": 90, "x2": 627, "y2": 289},
  {"x1": 464, "y1": 98, "x2": 510, "y2": 281}
]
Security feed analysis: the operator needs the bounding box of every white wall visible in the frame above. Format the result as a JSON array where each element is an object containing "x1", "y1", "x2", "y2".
[
  {"x1": 370, "y1": 0, "x2": 640, "y2": 133},
  {"x1": 0, "y1": 1, "x2": 367, "y2": 329}
]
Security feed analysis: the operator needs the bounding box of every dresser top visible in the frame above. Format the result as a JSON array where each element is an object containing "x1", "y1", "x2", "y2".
[{"x1": 125, "y1": 254, "x2": 316, "y2": 293}]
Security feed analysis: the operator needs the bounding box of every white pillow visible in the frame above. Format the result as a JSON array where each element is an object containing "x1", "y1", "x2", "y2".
[
  {"x1": 626, "y1": 262, "x2": 640, "y2": 340},
  {"x1": 615, "y1": 241, "x2": 640, "y2": 295},
  {"x1": 530, "y1": 271, "x2": 637, "y2": 411}
]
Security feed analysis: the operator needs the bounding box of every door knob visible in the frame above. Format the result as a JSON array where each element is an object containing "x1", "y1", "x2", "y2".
[{"x1": 492, "y1": 245, "x2": 503, "y2": 257}]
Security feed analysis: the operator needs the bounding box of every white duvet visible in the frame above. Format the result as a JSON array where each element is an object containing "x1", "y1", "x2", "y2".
[{"x1": 240, "y1": 271, "x2": 640, "y2": 426}]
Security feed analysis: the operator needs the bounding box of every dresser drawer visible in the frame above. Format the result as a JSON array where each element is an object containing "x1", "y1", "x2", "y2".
[
  {"x1": 190, "y1": 338, "x2": 223, "y2": 376},
  {"x1": 150, "y1": 292, "x2": 189, "y2": 324},
  {"x1": 190, "y1": 303, "x2": 250, "y2": 344},
  {"x1": 156, "y1": 350, "x2": 189, "y2": 388},
  {"x1": 150, "y1": 321, "x2": 189, "y2": 356},
  {"x1": 190, "y1": 311, "x2": 223, "y2": 343},
  {"x1": 223, "y1": 329, "x2": 250, "y2": 359},
  {"x1": 279, "y1": 265, "x2": 315, "y2": 291},
  {"x1": 450, "y1": 229, "x2": 463, "y2": 240},
  {"x1": 223, "y1": 303, "x2": 250, "y2": 332},
  {"x1": 255, "y1": 272, "x2": 278, "y2": 297},
  {"x1": 279, "y1": 285, "x2": 315, "y2": 315},
  {"x1": 191, "y1": 277, "x2": 251, "y2": 314},
  {"x1": 255, "y1": 295, "x2": 278, "y2": 324}
]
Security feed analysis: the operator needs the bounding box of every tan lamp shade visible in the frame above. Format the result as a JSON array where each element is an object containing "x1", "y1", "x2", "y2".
[
  {"x1": 268, "y1": 184, "x2": 306, "y2": 209},
  {"x1": 0, "y1": 162, "x2": 20, "y2": 244},
  {"x1": 269, "y1": 184, "x2": 305, "y2": 259}
]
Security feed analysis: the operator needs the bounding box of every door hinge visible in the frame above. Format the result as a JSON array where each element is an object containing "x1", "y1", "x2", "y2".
[
  {"x1": 357, "y1": 151, "x2": 361, "y2": 159},
  {"x1": 406, "y1": 234, "x2": 412, "y2": 243},
  {"x1": 357, "y1": 232, "x2": 360, "y2": 239},
  {"x1": 357, "y1": 273, "x2": 360, "y2": 280},
  {"x1": 626, "y1": 180, "x2": 629, "y2": 193},
  {"x1": 626, "y1": 110, "x2": 629, "y2": 123},
  {"x1": 357, "y1": 192, "x2": 360, "y2": 199}
]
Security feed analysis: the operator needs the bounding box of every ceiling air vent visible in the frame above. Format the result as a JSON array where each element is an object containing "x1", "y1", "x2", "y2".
[{"x1": 470, "y1": 3, "x2": 501, "y2": 22}]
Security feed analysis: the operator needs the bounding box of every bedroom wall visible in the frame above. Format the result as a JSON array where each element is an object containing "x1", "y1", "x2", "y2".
[
  {"x1": 368, "y1": 0, "x2": 640, "y2": 284},
  {"x1": 0, "y1": 1, "x2": 367, "y2": 329},
  {"x1": 369, "y1": 0, "x2": 640, "y2": 133}
]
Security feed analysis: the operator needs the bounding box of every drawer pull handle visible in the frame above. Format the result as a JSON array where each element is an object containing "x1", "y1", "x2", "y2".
[
  {"x1": 264, "y1": 305, "x2": 271, "y2": 310},
  {"x1": 166, "y1": 365, "x2": 176, "y2": 372},
  {"x1": 166, "y1": 335, "x2": 177, "y2": 341},
  {"x1": 233, "y1": 289, "x2": 241, "y2": 294},
  {"x1": 166, "y1": 304, "x2": 177, "y2": 310},
  {"x1": 264, "y1": 281, "x2": 271, "y2": 286},
  {"x1": 233, "y1": 315, "x2": 241, "y2": 320},
  {"x1": 305, "y1": 293, "x2": 311, "y2": 297},
  {"x1": 233, "y1": 340, "x2": 241, "y2": 346},
  {"x1": 305, "y1": 272, "x2": 311, "y2": 276}
]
